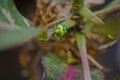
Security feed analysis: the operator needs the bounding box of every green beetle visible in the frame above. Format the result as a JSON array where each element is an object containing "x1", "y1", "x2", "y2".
[{"x1": 54, "y1": 23, "x2": 68, "y2": 38}]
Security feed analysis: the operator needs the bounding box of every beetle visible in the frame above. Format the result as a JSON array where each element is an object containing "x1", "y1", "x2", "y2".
[{"x1": 54, "y1": 23, "x2": 68, "y2": 39}]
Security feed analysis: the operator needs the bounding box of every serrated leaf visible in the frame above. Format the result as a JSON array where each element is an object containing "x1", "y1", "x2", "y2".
[
  {"x1": 75, "y1": 66, "x2": 103, "y2": 80},
  {"x1": 44, "y1": 52, "x2": 103, "y2": 80},
  {"x1": 90, "y1": 68, "x2": 103, "y2": 80},
  {"x1": 44, "y1": 53, "x2": 67, "y2": 80}
]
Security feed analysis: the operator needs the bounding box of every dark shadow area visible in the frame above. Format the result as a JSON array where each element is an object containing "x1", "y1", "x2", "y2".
[
  {"x1": 100, "y1": 40, "x2": 120, "y2": 80},
  {"x1": 0, "y1": 47, "x2": 28, "y2": 80},
  {"x1": 14, "y1": 0, "x2": 36, "y2": 20},
  {"x1": 92, "y1": 0, "x2": 113, "y2": 11}
]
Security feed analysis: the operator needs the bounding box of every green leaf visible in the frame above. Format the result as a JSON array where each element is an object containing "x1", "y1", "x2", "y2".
[
  {"x1": 93, "y1": 18, "x2": 120, "y2": 39},
  {"x1": 61, "y1": 19, "x2": 76, "y2": 28},
  {"x1": 0, "y1": 0, "x2": 41, "y2": 50},
  {"x1": 79, "y1": 7, "x2": 104, "y2": 24},
  {"x1": 113, "y1": 75, "x2": 120, "y2": 80},
  {"x1": 75, "y1": 66, "x2": 103, "y2": 80},
  {"x1": 94, "y1": 5, "x2": 120, "y2": 18},
  {"x1": 44, "y1": 52, "x2": 103, "y2": 80},
  {"x1": 83, "y1": 19, "x2": 94, "y2": 33},
  {"x1": 72, "y1": 0, "x2": 103, "y2": 25},
  {"x1": 0, "y1": 0, "x2": 33, "y2": 27},
  {"x1": 37, "y1": 31, "x2": 48, "y2": 40},
  {"x1": 0, "y1": 27, "x2": 40, "y2": 50},
  {"x1": 44, "y1": 53, "x2": 67, "y2": 80},
  {"x1": 90, "y1": 68, "x2": 103, "y2": 80},
  {"x1": 105, "y1": 0, "x2": 120, "y2": 8},
  {"x1": 72, "y1": 0, "x2": 84, "y2": 7}
]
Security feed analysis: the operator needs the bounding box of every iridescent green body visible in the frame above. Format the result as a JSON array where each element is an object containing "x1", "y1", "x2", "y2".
[{"x1": 54, "y1": 24, "x2": 68, "y2": 38}]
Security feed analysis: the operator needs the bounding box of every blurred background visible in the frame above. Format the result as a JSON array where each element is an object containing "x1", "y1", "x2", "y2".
[{"x1": 0, "y1": 0, "x2": 120, "y2": 80}]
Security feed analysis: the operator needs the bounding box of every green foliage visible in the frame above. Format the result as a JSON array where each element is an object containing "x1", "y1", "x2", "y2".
[
  {"x1": 0, "y1": 27, "x2": 39, "y2": 50},
  {"x1": 61, "y1": 19, "x2": 76, "y2": 28},
  {"x1": 93, "y1": 18, "x2": 120, "y2": 39},
  {"x1": 75, "y1": 66, "x2": 103, "y2": 80},
  {"x1": 0, "y1": 0, "x2": 117, "y2": 80},
  {"x1": 72, "y1": 0, "x2": 104, "y2": 25},
  {"x1": 79, "y1": 7, "x2": 104, "y2": 24},
  {"x1": 37, "y1": 31, "x2": 48, "y2": 40},
  {"x1": 105, "y1": 0, "x2": 120, "y2": 8},
  {"x1": 83, "y1": 19, "x2": 94, "y2": 33},
  {"x1": 44, "y1": 52, "x2": 103, "y2": 80},
  {"x1": 90, "y1": 68, "x2": 103, "y2": 80},
  {"x1": 0, "y1": 0, "x2": 40, "y2": 50},
  {"x1": 72, "y1": 0, "x2": 84, "y2": 7},
  {"x1": 113, "y1": 75, "x2": 120, "y2": 80},
  {"x1": 44, "y1": 53, "x2": 67, "y2": 80},
  {"x1": 0, "y1": 0, "x2": 33, "y2": 27}
]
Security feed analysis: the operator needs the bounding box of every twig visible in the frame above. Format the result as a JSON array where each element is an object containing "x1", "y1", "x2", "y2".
[
  {"x1": 87, "y1": 54, "x2": 104, "y2": 70},
  {"x1": 98, "y1": 40, "x2": 117, "y2": 50},
  {"x1": 31, "y1": 50, "x2": 47, "y2": 80},
  {"x1": 44, "y1": 17, "x2": 71, "y2": 29},
  {"x1": 68, "y1": 43, "x2": 105, "y2": 71},
  {"x1": 94, "y1": 5, "x2": 120, "y2": 17},
  {"x1": 54, "y1": 41, "x2": 106, "y2": 71}
]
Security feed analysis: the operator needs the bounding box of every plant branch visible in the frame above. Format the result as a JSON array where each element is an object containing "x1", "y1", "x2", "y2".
[
  {"x1": 44, "y1": 17, "x2": 71, "y2": 30},
  {"x1": 98, "y1": 40, "x2": 117, "y2": 50},
  {"x1": 53, "y1": 41, "x2": 105, "y2": 71},
  {"x1": 68, "y1": 43, "x2": 105, "y2": 71},
  {"x1": 76, "y1": 33, "x2": 92, "y2": 80},
  {"x1": 95, "y1": 5, "x2": 120, "y2": 17},
  {"x1": 87, "y1": 55, "x2": 104, "y2": 70}
]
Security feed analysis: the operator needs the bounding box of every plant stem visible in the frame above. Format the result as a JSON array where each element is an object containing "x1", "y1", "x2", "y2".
[
  {"x1": 68, "y1": 43, "x2": 105, "y2": 71},
  {"x1": 98, "y1": 40, "x2": 117, "y2": 50},
  {"x1": 87, "y1": 55, "x2": 104, "y2": 70},
  {"x1": 53, "y1": 42, "x2": 105, "y2": 71},
  {"x1": 76, "y1": 33, "x2": 92, "y2": 80},
  {"x1": 95, "y1": 5, "x2": 120, "y2": 17},
  {"x1": 44, "y1": 17, "x2": 71, "y2": 29}
]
